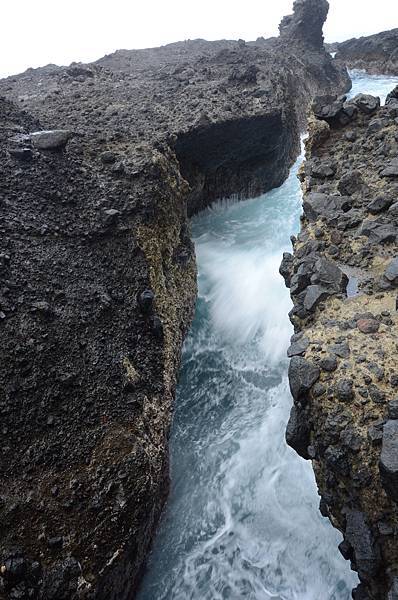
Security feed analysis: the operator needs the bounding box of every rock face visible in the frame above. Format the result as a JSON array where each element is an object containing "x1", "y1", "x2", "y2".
[
  {"x1": 279, "y1": 0, "x2": 329, "y2": 48},
  {"x1": 282, "y1": 88, "x2": 398, "y2": 598},
  {"x1": 0, "y1": 2, "x2": 350, "y2": 599},
  {"x1": 335, "y1": 29, "x2": 398, "y2": 75}
]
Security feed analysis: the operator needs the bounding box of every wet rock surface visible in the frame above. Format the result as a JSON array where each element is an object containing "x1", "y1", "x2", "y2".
[
  {"x1": 282, "y1": 85, "x2": 398, "y2": 598},
  {"x1": 334, "y1": 29, "x2": 398, "y2": 75},
  {"x1": 0, "y1": 2, "x2": 350, "y2": 599}
]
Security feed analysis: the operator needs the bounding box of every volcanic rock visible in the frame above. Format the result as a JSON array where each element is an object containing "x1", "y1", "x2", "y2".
[
  {"x1": 288, "y1": 356, "x2": 320, "y2": 402},
  {"x1": 30, "y1": 130, "x2": 73, "y2": 150},
  {"x1": 335, "y1": 29, "x2": 398, "y2": 75},
  {"x1": 380, "y1": 420, "x2": 398, "y2": 502}
]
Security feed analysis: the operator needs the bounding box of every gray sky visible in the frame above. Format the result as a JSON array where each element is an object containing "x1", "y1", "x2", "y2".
[{"x1": 1, "y1": 0, "x2": 397, "y2": 78}]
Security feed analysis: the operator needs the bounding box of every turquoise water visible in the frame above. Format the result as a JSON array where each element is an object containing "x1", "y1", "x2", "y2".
[{"x1": 137, "y1": 73, "x2": 397, "y2": 600}]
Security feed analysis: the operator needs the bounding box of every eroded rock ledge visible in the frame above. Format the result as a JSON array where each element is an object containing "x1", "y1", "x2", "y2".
[
  {"x1": 0, "y1": 1, "x2": 350, "y2": 598},
  {"x1": 281, "y1": 86, "x2": 398, "y2": 599}
]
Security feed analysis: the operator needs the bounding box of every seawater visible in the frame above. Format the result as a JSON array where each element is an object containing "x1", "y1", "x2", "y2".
[{"x1": 138, "y1": 71, "x2": 398, "y2": 600}]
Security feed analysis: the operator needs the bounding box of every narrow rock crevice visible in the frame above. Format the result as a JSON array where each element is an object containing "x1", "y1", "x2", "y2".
[{"x1": 0, "y1": 0, "x2": 352, "y2": 598}]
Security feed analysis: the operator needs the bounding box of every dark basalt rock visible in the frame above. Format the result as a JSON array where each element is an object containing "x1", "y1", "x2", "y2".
[
  {"x1": 286, "y1": 405, "x2": 311, "y2": 459},
  {"x1": 30, "y1": 129, "x2": 74, "y2": 150},
  {"x1": 368, "y1": 195, "x2": 393, "y2": 215},
  {"x1": 312, "y1": 94, "x2": 358, "y2": 127},
  {"x1": 352, "y1": 584, "x2": 372, "y2": 600},
  {"x1": 312, "y1": 94, "x2": 348, "y2": 126},
  {"x1": 303, "y1": 284, "x2": 330, "y2": 311},
  {"x1": 383, "y1": 258, "x2": 398, "y2": 287},
  {"x1": 288, "y1": 356, "x2": 320, "y2": 403},
  {"x1": 287, "y1": 334, "x2": 310, "y2": 357},
  {"x1": 345, "y1": 511, "x2": 381, "y2": 580},
  {"x1": 330, "y1": 341, "x2": 350, "y2": 358},
  {"x1": 386, "y1": 86, "x2": 398, "y2": 105},
  {"x1": 302, "y1": 192, "x2": 351, "y2": 222},
  {"x1": 335, "y1": 29, "x2": 398, "y2": 76},
  {"x1": 308, "y1": 158, "x2": 336, "y2": 178},
  {"x1": 360, "y1": 220, "x2": 398, "y2": 245},
  {"x1": 312, "y1": 257, "x2": 348, "y2": 292},
  {"x1": 279, "y1": 252, "x2": 294, "y2": 287},
  {"x1": 380, "y1": 420, "x2": 398, "y2": 502},
  {"x1": 381, "y1": 159, "x2": 398, "y2": 178},
  {"x1": 388, "y1": 400, "x2": 398, "y2": 420},
  {"x1": 337, "y1": 169, "x2": 366, "y2": 196},
  {"x1": 336, "y1": 378, "x2": 354, "y2": 402},
  {"x1": 352, "y1": 93, "x2": 381, "y2": 115},
  {"x1": 320, "y1": 354, "x2": 338, "y2": 372}
]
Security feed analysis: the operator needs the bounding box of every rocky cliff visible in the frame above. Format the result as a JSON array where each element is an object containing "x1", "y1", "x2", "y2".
[
  {"x1": 0, "y1": 2, "x2": 350, "y2": 599},
  {"x1": 281, "y1": 87, "x2": 398, "y2": 598},
  {"x1": 335, "y1": 29, "x2": 398, "y2": 75}
]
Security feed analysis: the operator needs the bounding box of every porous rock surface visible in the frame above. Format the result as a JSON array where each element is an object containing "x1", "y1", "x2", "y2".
[
  {"x1": 281, "y1": 88, "x2": 398, "y2": 598},
  {"x1": 0, "y1": 2, "x2": 350, "y2": 599},
  {"x1": 334, "y1": 29, "x2": 398, "y2": 76}
]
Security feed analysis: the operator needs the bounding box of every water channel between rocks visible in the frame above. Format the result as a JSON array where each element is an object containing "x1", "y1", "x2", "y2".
[{"x1": 138, "y1": 71, "x2": 398, "y2": 600}]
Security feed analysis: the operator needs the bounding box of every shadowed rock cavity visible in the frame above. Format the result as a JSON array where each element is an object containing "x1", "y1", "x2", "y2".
[{"x1": 175, "y1": 110, "x2": 298, "y2": 216}]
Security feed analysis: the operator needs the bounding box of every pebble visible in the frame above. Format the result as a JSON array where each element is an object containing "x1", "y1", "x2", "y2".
[{"x1": 357, "y1": 318, "x2": 380, "y2": 334}]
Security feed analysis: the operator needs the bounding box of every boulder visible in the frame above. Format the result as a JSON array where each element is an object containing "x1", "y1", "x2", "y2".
[
  {"x1": 337, "y1": 170, "x2": 365, "y2": 196},
  {"x1": 287, "y1": 335, "x2": 310, "y2": 357},
  {"x1": 303, "y1": 284, "x2": 330, "y2": 311},
  {"x1": 286, "y1": 405, "x2": 311, "y2": 459},
  {"x1": 386, "y1": 86, "x2": 398, "y2": 105},
  {"x1": 303, "y1": 192, "x2": 351, "y2": 222},
  {"x1": 351, "y1": 94, "x2": 380, "y2": 115},
  {"x1": 311, "y1": 257, "x2": 348, "y2": 293},
  {"x1": 320, "y1": 354, "x2": 338, "y2": 372},
  {"x1": 381, "y1": 159, "x2": 398, "y2": 178},
  {"x1": 336, "y1": 378, "x2": 354, "y2": 402},
  {"x1": 360, "y1": 220, "x2": 397, "y2": 244},
  {"x1": 380, "y1": 420, "x2": 398, "y2": 502},
  {"x1": 30, "y1": 130, "x2": 73, "y2": 150},
  {"x1": 345, "y1": 511, "x2": 381, "y2": 580},
  {"x1": 100, "y1": 151, "x2": 117, "y2": 164},
  {"x1": 384, "y1": 258, "x2": 398, "y2": 286},
  {"x1": 279, "y1": 252, "x2": 294, "y2": 287},
  {"x1": 330, "y1": 341, "x2": 350, "y2": 358},
  {"x1": 312, "y1": 94, "x2": 352, "y2": 126},
  {"x1": 367, "y1": 195, "x2": 393, "y2": 215},
  {"x1": 388, "y1": 400, "x2": 398, "y2": 420},
  {"x1": 288, "y1": 356, "x2": 320, "y2": 403},
  {"x1": 309, "y1": 159, "x2": 336, "y2": 178}
]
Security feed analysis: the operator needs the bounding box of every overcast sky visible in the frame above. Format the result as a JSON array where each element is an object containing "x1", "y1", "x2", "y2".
[{"x1": 1, "y1": 0, "x2": 397, "y2": 78}]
